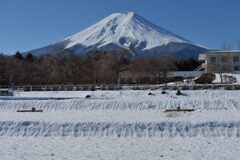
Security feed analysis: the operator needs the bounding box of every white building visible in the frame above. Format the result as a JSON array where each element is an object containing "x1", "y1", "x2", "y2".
[{"x1": 199, "y1": 50, "x2": 240, "y2": 73}]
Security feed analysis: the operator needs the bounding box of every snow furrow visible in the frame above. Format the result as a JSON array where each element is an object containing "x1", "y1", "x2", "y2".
[
  {"x1": 0, "y1": 98, "x2": 240, "y2": 111},
  {"x1": 0, "y1": 121, "x2": 240, "y2": 137}
]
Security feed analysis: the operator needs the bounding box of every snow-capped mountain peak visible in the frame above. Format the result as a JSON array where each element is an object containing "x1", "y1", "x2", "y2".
[
  {"x1": 65, "y1": 12, "x2": 189, "y2": 49},
  {"x1": 27, "y1": 12, "x2": 208, "y2": 58}
]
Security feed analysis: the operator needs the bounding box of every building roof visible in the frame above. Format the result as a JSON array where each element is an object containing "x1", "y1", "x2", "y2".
[
  {"x1": 199, "y1": 50, "x2": 240, "y2": 60},
  {"x1": 209, "y1": 50, "x2": 240, "y2": 53}
]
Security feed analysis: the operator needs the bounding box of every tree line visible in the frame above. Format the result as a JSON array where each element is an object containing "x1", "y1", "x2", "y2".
[{"x1": 0, "y1": 50, "x2": 201, "y2": 85}]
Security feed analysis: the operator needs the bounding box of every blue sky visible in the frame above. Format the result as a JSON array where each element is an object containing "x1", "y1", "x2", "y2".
[{"x1": 0, "y1": 0, "x2": 240, "y2": 54}]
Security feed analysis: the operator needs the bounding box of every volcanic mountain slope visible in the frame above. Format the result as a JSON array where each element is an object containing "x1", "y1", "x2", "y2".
[{"x1": 27, "y1": 12, "x2": 208, "y2": 58}]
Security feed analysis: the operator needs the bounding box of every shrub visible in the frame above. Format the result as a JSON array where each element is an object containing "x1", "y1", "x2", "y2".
[
  {"x1": 150, "y1": 86, "x2": 160, "y2": 90},
  {"x1": 161, "y1": 90, "x2": 167, "y2": 94},
  {"x1": 162, "y1": 85, "x2": 168, "y2": 90},
  {"x1": 233, "y1": 85, "x2": 240, "y2": 90},
  {"x1": 192, "y1": 85, "x2": 201, "y2": 90},
  {"x1": 212, "y1": 85, "x2": 221, "y2": 90},
  {"x1": 23, "y1": 87, "x2": 31, "y2": 92},
  {"x1": 148, "y1": 92, "x2": 154, "y2": 96},
  {"x1": 91, "y1": 86, "x2": 95, "y2": 91},
  {"x1": 172, "y1": 86, "x2": 178, "y2": 90},
  {"x1": 224, "y1": 85, "x2": 233, "y2": 90},
  {"x1": 194, "y1": 73, "x2": 215, "y2": 84},
  {"x1": 202, "y1": 85, "x2": 211, "y2": 89},
  {"x1": 176, "y1": 90, "x2": 181, "y2": 96},
  {"x1": 181, "y1": 85, "x2": 189, "y2": 90},
  {"x1": 85, "y1": 95, "x2": 91, "y2": 98}
]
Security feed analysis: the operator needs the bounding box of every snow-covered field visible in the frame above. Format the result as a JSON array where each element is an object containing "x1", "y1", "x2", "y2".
[
  {"x1": 0, "y1": 90, "x2": 240, "y2": 159},
  {"x1": 2, "y1": 137, "x2": 240, "y2": 160}
]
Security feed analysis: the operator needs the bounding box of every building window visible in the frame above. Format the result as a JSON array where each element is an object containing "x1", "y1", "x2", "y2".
[
  {"x1": 221, "y1": 56, "x2": 228, "y2": 63},
  {"x1": 210, "y1": 57, "x2": 216, "y2": 63},
  {"x1": 234, "y1": 66, "x2": 240, "y2": 71},
  {"x1": 233, "y1": 56, "x2": 239, "y2": 62}
]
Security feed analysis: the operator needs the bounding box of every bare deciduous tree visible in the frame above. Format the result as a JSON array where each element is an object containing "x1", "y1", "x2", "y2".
[
  {"x1": 129, "y1": 56, "x2": 175, "y2": 83},
  {"x1": 208, "y1": 53, "x2": 233, "y2": 83},
  {"x1": 0, "y1": 50, "x2": 198, "y2": 85}
]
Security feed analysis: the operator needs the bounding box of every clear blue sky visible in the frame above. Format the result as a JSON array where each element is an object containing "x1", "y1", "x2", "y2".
[{"x1": 0, "y1": 0, "x2": 240, "y2": 54}]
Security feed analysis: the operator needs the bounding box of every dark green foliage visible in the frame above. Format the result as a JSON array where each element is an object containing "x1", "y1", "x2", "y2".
[
  {"x1": 175, "y1": 57, "x2": 202, "y2": 71},
  {"x1": 25, "y1": 53, "x2": 34, "y2": 62},
  {"x1": 14, "y1": 51, "x2": 24, "y2": 60}
]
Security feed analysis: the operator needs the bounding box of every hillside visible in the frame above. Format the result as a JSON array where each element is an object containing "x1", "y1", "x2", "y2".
[{"x1": 27, "y1": 12, "x2": 208, "y2": 58}]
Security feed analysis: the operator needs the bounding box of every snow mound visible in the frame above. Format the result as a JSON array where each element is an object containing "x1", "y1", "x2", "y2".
[
  {"x1": 1, "y1": 90, "x2": 240, "y2": 111},
  {"x1": 0, "y1": 121, "x2": 239, "y2": 137},
  {"x1": 0, "y1": 97, "x2": 240, "y2": 111}
]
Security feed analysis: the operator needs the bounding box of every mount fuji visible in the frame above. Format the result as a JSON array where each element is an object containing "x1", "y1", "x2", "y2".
[{"x1": 27, "y1": 12, "x2": 208, "y2": 58}]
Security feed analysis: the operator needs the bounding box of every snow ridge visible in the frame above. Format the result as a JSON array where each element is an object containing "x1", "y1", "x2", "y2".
[
  {"x1": 0, "y1": 121, "x2": 239, "y2": 137},
  {"x1": 0, "y1": 96, "x2": 240, "y2": 111}
]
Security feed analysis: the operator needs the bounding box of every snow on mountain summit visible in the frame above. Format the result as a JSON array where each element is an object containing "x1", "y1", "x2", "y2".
[
  {"x1": 65, "y1": 12, "x2": 189, "y2": 49},
  {"x1": 28, "y1": 12, "x2": 208, "y2": 58}
]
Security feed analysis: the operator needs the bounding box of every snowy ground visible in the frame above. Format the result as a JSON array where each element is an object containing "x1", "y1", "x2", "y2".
[
  {"x1": 0, "y1": 90, "x2": 240, "y2": 159},
  {"x1": 1, "y1": 137, "x2": 240, "y2": 160}
]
